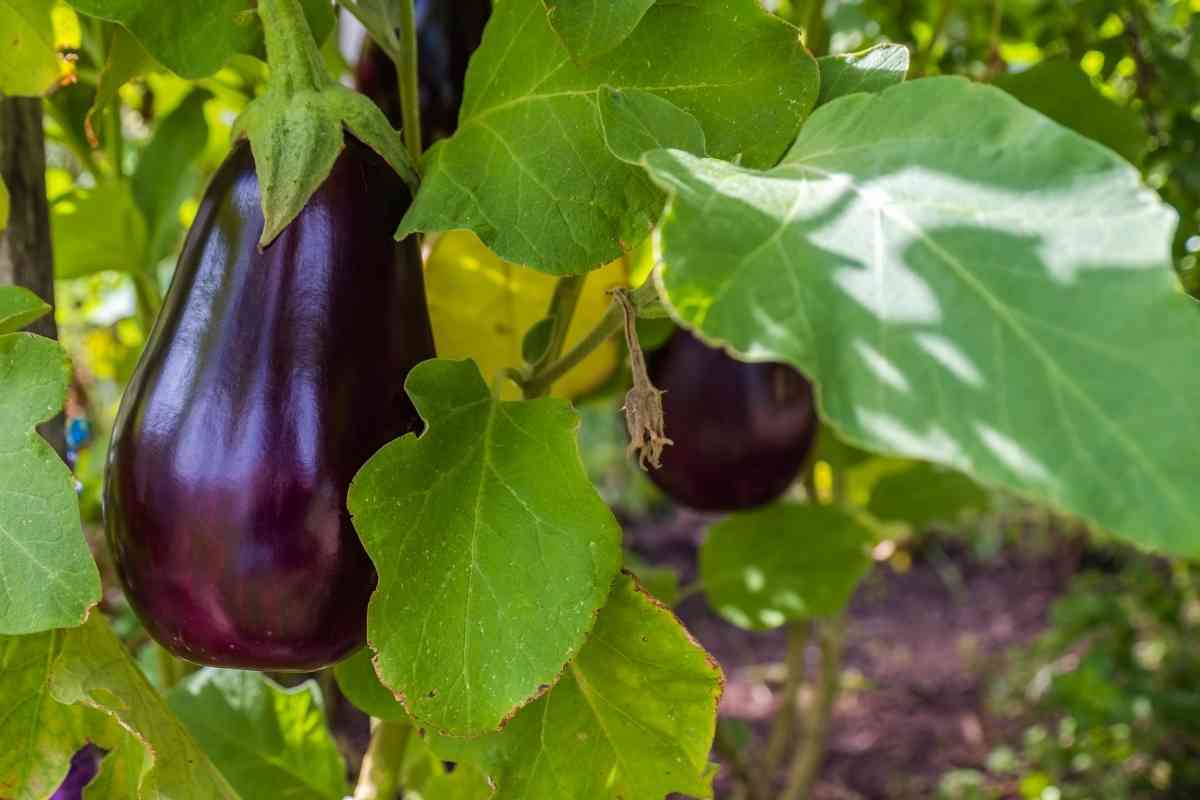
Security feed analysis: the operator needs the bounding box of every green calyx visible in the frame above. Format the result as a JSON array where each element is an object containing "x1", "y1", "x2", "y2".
[{"x1": 234, "y1": 0, "x2": 418, "y2": 248}]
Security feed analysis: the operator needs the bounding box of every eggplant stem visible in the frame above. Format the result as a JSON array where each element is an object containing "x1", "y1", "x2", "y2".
[
  {"x1": 353, "y1": 719, "x2": 413, "y2": 799},
  {"x1": 258, "y1": 0, "x2": 329, "y2": 96}
]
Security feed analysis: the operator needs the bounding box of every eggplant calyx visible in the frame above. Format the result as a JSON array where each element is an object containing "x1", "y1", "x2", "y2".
[{"x1": 234, "y1": 0, "x2": 418, "y2": 249}]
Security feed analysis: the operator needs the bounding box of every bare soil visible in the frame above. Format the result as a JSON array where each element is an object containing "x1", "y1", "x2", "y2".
[{"x1": 626, "y1": 510, "x2": 1073, "y2": 800}]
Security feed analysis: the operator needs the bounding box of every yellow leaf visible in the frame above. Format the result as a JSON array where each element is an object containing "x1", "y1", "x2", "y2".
[
  {"x1": 424, "y1": 231, "x2": 626, "y2": 400},
  {"x1": 0, "y1": 0, "x2": 59, "y2": 96},
  {"x1": 0, "y1": 177, "x2": 8, "y2": 231}
]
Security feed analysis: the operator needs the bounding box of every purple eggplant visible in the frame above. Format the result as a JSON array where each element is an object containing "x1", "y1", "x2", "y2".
[
  {"x1": 354, "y1": 0, "x2": 491, "y2": 143},
  {"x1": 104, "y1": 137, "x2": 436, "y2": 670},
  {"x1": 647, "y1": 331, "x2": 817, "y2": 512},
  {"x1": 50, "y1": 745, "x2": 103, "y2": 800}
]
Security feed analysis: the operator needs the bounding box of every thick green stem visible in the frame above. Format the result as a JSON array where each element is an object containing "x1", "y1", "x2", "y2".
[
  {"x1": 520, "y1": 280, "x2": 660, "y2": 397},
  {"x1": 258, "y1": 0, "x2": 329, "y2": 95},
  {"x1": 395, "y1": 0, "x2": 423, "y2": 165},
  {"x1": 801, "y1": 0, "x2": 829, "y2": 57},
  {"x1": 781, "y1": 617, "x2": 846, "y2": 800},
  {"x1": 353, "y1": 720, "x2": 412, "y2": 800},
  {"x1": 756, "y1": 621, "x2": 812, "y2": 799},
  {"x1": 526, "y1": 275, "x2": 587, "y2": 398}
]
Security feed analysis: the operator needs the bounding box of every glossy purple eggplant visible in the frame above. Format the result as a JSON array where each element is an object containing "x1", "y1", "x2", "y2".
[
  {"x1": 104, "y1": 137, "x2": 436, "y2": 671},
  {"x1": 647, "y1": 331, "x2": 817, "y2": 512},
  {"x1": 354, "y1": 0, "x2": 491, "y2": 142},
  {"x1": 50, "y1": 745, "x2": 103, "y2": 800}
]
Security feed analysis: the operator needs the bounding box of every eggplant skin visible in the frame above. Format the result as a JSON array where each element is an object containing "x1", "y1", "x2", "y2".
[
  {"x1": 105, "y1": 138, "x2": 436, "y2": 671},
  {"x1": 50, "y1": 745, "x2": 103, "y2": 800},
  {"x1": 354, "y1": 0, "x2": 491, "y2": 142},
  {"x1": 647, "y1": 331, "x2": 817, "y2": 512}
]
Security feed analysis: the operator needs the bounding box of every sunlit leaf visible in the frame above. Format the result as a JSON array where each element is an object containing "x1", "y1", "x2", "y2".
[
  {"x1": 51, "y1": 180, "x2": 148, "y2": 279},
  {"x1": 434, "y1": 573, "x2": 722, "y2": 799},
  {"x1": 0, "y1": 0, "x2": 60, "y2": 96},
  {"x1": 49, "y1": 614, "x2": 240, "y2": 799},
  {"x1": 0, "y1": 289, "x2": 100, "y2": 635},
  {"x1": 644, "y1": 77, "x2": 1200, "y2": 556},
  {"x1": 399, "y1": 0, "x2": 818, "y2": 275},
  {"x1": 349, "y1": 359, "x2": 622, "y2": 735}
]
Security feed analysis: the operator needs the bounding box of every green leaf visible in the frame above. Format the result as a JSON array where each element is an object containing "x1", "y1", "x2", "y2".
[
  {"x1": 85, "y1": 27, "x2": 154, "y2": 148},
  {"x1": 0, "y1": 285, "x2": 50, "y2": 334},
  {"x1": 867, "y1": 460, "x2": 990, "y2": 529},
  {"x1": 49, "y1": 614, "x2": 241, "y2": 799},
  {"x1": 520, "y1": 316, "x2": 555, "y2": 365},
  {"x1": 0, "y1": 176, "x2": 9, "y2": 230},
  {"x1": 700, "y1": 504, "x2": 873, "y2": 630},
  {"x1": 349, "y1": 359, "x2": 622, "y2": 736},
  {"x1": 0, "y1": 321, "x2": 100, "y2": 635},
  {"x1": 399, "y1": 0, "x2": 818, "y2": 275},
  {"x1": 168, "y1": 669, "x2": 349, "y2": 800},
  {"x1": 51, "y1": 180, "x2": 148, "y2": 279},
  {"x1": 543, "y1": 0, "x2": 656, "y2": 60},
  {"x1": 63, "y1": 0, "x2": 334, "y2": 79},
  {"x1": 993, "y1": 57, "x2": 1149, "y2": 166},
  {"x1": 817, "y1": 43, "x2": 909, "y2": 105},
  {"x1": 0, "y1": 632, "x2": 93, "y2": 800},
  {"x1": 0, "y1": 0, "x2": 59, "y2": 96},
  {"x1": 644, "y1": 76, "x2": 1200, "y2": 556},
  {"x1": 333, "y1": 648, "x2": 408, "y2": 723},
  {"x1": 84, "y1": 730, "x2": 146, "y2": 800},
  {"x1": 598, "y1": 85, "x2": 706, "y2": 165},
  {"x1": 433, "y1": 573, "x2": 722, "y2": 800},
  {"x1": 132, "y1": 89, "x2": 211, "y2": 263}
]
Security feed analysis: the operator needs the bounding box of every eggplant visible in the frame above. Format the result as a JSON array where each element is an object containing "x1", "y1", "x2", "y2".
[
  {"x1": 50, "y1": 745, "x2": 103, "y2": 800},
  {"x1": 647, "y1": 331, "x2": 817, "y2": 512},
  {"x1": 104, "y1": 137, "x2": 436, "y2": 670},
  {"x1": 354, "y1": 0, "x2": 491, "y2": 142}
]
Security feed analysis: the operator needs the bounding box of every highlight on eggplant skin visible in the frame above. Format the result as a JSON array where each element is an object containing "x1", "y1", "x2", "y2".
[
  {"x1": 354, "y1": 0, "x2": 491, "y2": 142},
  {"x1": 103, "y1": 137, "x2": 436, "y2": 671},
  {"x1": 646, "y1": 330, "x2": 818, "y2": 513}
]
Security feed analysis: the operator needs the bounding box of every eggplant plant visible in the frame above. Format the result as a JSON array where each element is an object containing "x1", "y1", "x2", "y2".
[{"x1": 1, "y1": 0, "x2": 1199, "y2": 799}]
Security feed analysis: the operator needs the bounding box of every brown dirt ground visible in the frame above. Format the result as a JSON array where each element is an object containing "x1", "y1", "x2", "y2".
[{"x1": 626, "y1": 510, "x2": 1073, "y2": 800}]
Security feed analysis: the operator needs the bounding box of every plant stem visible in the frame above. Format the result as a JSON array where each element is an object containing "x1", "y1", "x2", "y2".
[
  {"x1": 714, "y1": 720, "x2": 755, "y2": 800},
  {"x1": 395, "y1": 0, "x2": 423, "y2": 165},
  {"x1": 132, "y1": 271, "x2": 162, "y2": 329},
  {"x1": 258, "y1": 0, "x2": 328, "y2": 95},
  {"x1": 756, "y1": 621, "x2": 812, "y2": 799},
  {"x1": 781, "y1": 617, "x2": 846, "y2": 800},
  {"x1": 801, "y1": 0, "x2": 829, "y2": 58},
  {"x1": 520, "y1": 280, "x2": 661, "y2": 397},
  {"x1": 526, "y1": 275, "x2": 587, "y2": 397},
  {"x1": 353, "y1": 719, "x2": 412, "y2": 800}
]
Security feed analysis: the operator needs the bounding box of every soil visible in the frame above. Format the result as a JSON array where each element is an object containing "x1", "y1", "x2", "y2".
[{"x1": 626, "y1": 510, "x2": 1074, "y2": 800}]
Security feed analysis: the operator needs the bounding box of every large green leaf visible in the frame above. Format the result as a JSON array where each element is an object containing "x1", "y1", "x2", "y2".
[
  {"x1": 49, "y1": 614, "x2": 241, "y2": 799},
  {"x1": 543, "y1": 0, "x2": 655, "y2": 60},
  {"x1": 51, "y1": 180, "x2": 148, "y2": 279},
  {"x1": 0, "y1": 0, "x2": 59, "y2": 96},
  {"x1": 399, "y1": 0, "x2": 818, "y2": 275},
  {"x1": 994, "y1": 58, "x2": 1148, "y2": 166},
  {"x1": 434, "y1": 573, "x2": 722, "y2": 800},
  {"x1": 817, "y1": 43, "x2": 910, "y2": 106},
  {"x1": 348, "y1": 359, "x2": 622, "y2": 736},
  {"x1": 643, "y1": 76, "x2": 1200, "y2": 555},
  {"x1": 64, "y1": 0, "x2": 333, "y2": 79},
  {"x1": 0, "y1": 295, "x2": 100, "y2": 634},
  {"x1": 0, "y1": 632, "x2": 93, "y2": 800},
  {"x1": 168, "y1": 670, "x2": 348, "y2": 800},
  {"x1": 700, "y1": 504, "x2": 873, "y2": 630}
]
